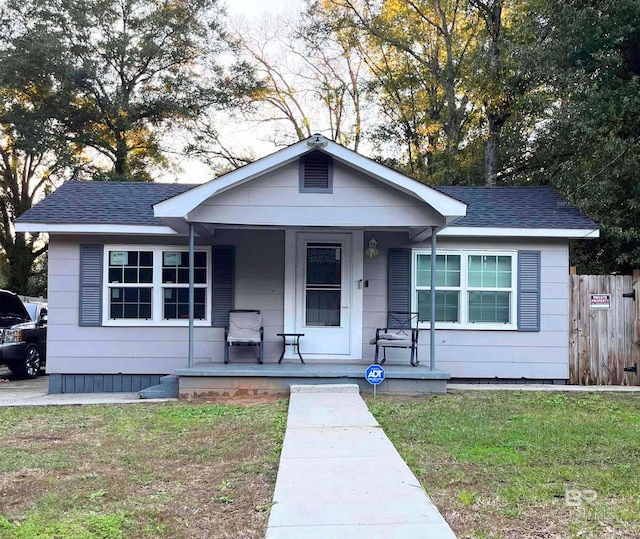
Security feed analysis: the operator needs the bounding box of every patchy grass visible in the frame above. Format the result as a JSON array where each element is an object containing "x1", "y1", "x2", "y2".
[
  {"x1": 368, "y1": 391, "x2": 640, "y2": 539},
  {"x1": 0, "y1": 400, "x2": 287, "y2": 539}
]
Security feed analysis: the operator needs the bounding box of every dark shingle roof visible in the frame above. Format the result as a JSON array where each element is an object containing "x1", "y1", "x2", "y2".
[
  {"x1": 17, "y1": 180, "x2": 196, "y2": 226},
  {"x1": 17, "y1": 180, "x2": 597, "y2": 231},
  {"x1": 434, "y1": 186, "x2": 597, "y2": 229}
]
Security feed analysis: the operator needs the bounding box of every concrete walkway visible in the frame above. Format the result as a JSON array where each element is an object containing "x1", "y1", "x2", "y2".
[{"x1": 266, "y1": 384, "x2": 456, "y2": 539}]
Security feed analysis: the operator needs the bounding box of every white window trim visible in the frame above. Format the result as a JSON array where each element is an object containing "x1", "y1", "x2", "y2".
[
  {"x1": 413, "y1": 249, "x2": 518, "y2": 330},
  {"x1": 102, "y1": 245, "x2": 212, "y2": 327}
]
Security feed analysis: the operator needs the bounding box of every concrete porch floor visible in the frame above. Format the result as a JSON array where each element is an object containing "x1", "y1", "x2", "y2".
[{"x1": 175, "y1": 361, "x2": 450, "y2": 398}]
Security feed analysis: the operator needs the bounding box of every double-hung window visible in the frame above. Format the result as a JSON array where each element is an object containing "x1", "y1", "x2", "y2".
[
  {"x1": 414, "y1": 251, "x2": 517, "y2": 329},
  {"x1": 104, "y1": 246, "x2": 211, "y2": 325}
]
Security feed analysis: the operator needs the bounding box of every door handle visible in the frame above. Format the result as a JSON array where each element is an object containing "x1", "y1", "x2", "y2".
[{"x1": 341, "y1": 305, "x2": 349, "y2": 309}]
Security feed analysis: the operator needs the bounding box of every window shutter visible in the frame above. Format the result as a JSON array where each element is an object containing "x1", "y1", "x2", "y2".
[
  {"x1": 387, "y1": 248, "x2": 411, "y2": 328},
  {"x1": 212, "y1": 246, "x2": 235, "y2": 327},
  {"x1": 518, "y1": 250, "x2": 541, "y2": 331},
  {"x1": 300, "y1": 151, "x2": 333, "y2": 192},
  {"x1": 79, "y1": 244, "x2": 103, "y2": 326}
]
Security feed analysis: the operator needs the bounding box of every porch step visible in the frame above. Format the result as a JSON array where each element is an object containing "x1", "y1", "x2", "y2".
[
  {"x1": 291, "y1": 384, "x2": 359, "y2": 394},
  {"x1": 138, "y1": 375, "x2": 179, "y2": 399}
]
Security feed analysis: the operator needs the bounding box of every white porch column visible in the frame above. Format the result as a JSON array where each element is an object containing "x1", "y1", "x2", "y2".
[
  {"x1": 188, "y1": 223, "x2": 195, "y2": 368},
  {"x1": 430, "y1": 226, "x2": 437, "y2": 370}
]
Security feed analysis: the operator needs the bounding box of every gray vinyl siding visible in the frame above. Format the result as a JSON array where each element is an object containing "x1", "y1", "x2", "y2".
[
  {"x1": 48, "y1": 229, "x2": 570, "y2": 380},
  {"x1": 46, "y1": 230, "x2": 285, "y2": 375},
  {"x1": 362, "y1": 232, "x2": 570, "y2": 380},
  {"x1": 188, "y1": 161, "x2": 446, "y2": 228}
]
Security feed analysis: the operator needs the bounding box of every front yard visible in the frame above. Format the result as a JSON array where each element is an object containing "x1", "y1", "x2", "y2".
[
  {"x1": 0, "y1": 401, "x2": 287, "y2": 538},
  {"x1": 0, "y1": 392, "x2": 638, "y2": 538},
  {"x1": 369, "y1": 391, "x2": 640, "y2": 539}
]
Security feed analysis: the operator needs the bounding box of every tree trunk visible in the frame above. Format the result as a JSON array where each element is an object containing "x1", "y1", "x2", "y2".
[
  {"x1": 485, "y1": 114, "x2": 500, "y2": 186},
  {"x1": 5, "y1": 235, "x2": 38, "y2": 295},
  {"x1": 114, "y1": 135, "x2": 129, "y2": 178}
]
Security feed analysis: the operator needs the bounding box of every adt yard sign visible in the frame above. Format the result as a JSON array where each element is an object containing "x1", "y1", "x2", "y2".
[{"x1": 366, "y1": 364, "x2": 385, "y2": 385}]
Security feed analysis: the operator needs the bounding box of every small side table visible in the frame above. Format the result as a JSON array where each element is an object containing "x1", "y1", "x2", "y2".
[{"x1": 277, "y1": 333, "x2": 305, "y2": 364}]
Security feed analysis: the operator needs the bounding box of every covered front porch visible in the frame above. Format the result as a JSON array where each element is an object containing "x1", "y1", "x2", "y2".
[{"x1": 175, "y1": 361, "x2": 450, "y2": 398}]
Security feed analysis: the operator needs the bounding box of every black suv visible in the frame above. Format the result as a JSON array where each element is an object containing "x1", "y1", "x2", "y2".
[{"x1": 0, "y1": 290, "x2": 46, "y2": 378}]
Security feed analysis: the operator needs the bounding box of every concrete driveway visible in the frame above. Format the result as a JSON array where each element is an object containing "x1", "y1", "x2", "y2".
[{"x1": 0, "y1": 366, "x2": 49, "y2": 403}]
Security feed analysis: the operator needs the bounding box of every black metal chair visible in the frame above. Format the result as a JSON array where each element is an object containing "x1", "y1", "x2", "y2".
[
  {"x1": 371, "y1": 311, "x2": 419, "y2": 366},
  {"x1": 224, "y1": 310, "x2": 264, "y2": 364}
]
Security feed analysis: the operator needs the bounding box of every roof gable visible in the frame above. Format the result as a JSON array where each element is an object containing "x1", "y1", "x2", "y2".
[{"x1": 153, "y1": 135, "x2": 467, "y2": 225}]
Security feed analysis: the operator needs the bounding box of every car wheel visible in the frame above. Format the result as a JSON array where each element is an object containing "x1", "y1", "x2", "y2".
[{"x1": 10, "y1": 344, "x2": 41, "y2": 379}]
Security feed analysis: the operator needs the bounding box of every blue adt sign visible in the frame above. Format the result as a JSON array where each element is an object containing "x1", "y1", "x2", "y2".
[{"x1": 366, "y1": 364, "x2": 386, "y2": 385}]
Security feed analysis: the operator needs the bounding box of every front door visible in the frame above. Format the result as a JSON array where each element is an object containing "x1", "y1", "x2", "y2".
[{"x1": 295, "y1": 233, "x2": 352, "y2": 356}]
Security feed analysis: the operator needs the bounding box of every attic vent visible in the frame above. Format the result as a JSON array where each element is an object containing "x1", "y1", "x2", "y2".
[{"x1": 300, "y1": 151, "x2": 333, "y2": 193}]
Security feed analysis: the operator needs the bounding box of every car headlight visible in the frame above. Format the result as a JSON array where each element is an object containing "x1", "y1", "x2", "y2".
[{"x1": 2, "y1": 329, "x2": 24, "y2": 344}]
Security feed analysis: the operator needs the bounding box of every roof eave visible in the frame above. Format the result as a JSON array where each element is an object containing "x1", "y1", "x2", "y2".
[
  {"x1": 439, "y1": 227, "x2": 600, "y2": 239},
  {"x1": 14, "y1": 223, "x2": 180, "y2": 235}
]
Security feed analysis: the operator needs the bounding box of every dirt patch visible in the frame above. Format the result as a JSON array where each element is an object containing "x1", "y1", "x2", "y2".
[{"x1": 182, "y1": 391, "x2": 288, "y2": 406}]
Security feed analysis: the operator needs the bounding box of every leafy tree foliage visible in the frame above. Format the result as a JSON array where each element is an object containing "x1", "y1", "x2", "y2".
[
  {"x1": 520, "y1": 0, "x2": 640, "y2": 273},
  {"x1": 0, "y1": 0, "x2": 256, "y2": 292}
]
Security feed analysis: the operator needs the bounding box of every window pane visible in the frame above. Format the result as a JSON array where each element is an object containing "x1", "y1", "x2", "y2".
[
  {"x1": 139, "y1": 268, "x2": 153, "y2": 283},
  {"x1": 417, "y1": 290, "x2": 459, "y2": 322},
  {"x1": 163, "y1": 287, "x2": 206, "y2": 320},
  {"x1": 123, "y1": 288, "x2": 139, "y2": 302},
  {"x1": 109, "y1": 251, "x2": 153, "y2": 285},
  {"x1": 139, "y1": 251, "x2": 153, "y2": 266},
  {"x1": 164, "y1": 304, "x2": 176, "y2": 319},
  {"x1": 194, "y1": 269, "x2": 206, "y2": 284},
  {"x1": 468, "y1": 255, "x2": 511, "y2": 289},
  {"x1": 139, "y1": 288, "x2": 151, "y2": 303},
  {"x1": 177, "y1": 268, "x2": 189, "y2": 284},
  {"x1": 109, "y1": 268, "x2": 122, "y2": 283},
  {"x1": 139, "y1": 304, "x2": 152, "y2": 319},
  {"x1": 109, "y1": 287, "x2": 152, "y2": 319},
  {"x1": 163, "y1": 268, "x2": 176, "y2": 283},
  {"x1": 306, "y1": 290, "x2": 340, "y2": 326},
  {"x1": 123, "y1": 268, "x2": 137, "y2": 283},
  {"x1": 417, "y1": 254, "x2": 460, "y2": 287},
  {"x1": 307, "y1": 247, "x2": 340, "y2": 286},
  {"x1": 468, "y1": 292, "x2": 510, "y2": 323},
  {"x1": 162, "y1": 251, "x2": 207, "y2": 284},
  {"x1": 123, "y1": 304, "x2": 138, "y2": 318}
]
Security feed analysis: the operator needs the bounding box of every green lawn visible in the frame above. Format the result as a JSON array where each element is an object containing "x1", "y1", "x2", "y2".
[
  {"x1": 368, "y1": 391, "x2": 640, "y2": 539},
  {"x1": 0, "y1": 401, "x2": 287, "y2": 539}
]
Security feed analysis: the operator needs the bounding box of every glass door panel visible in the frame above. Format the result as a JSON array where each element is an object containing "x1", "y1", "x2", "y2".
[{"x1": 305, "y1": 244, "x2": 341, "y2": 327}]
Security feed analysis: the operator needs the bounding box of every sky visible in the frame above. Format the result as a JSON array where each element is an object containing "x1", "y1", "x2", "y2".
[
  {"x1": 165, "y1": 0, "x2": 306, "y2": 184},
  {"x1": 226, "y1": 0, "x2": 303, "y2": 19}
]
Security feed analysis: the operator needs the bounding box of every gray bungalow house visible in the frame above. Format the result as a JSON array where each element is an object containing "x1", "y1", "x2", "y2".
[{"x1": 16, "y1": 135, "x2": 598, "y2": 396}]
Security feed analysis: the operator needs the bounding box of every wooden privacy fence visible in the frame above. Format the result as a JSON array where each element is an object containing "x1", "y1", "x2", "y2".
[{"x1": 569, "y1": 272, "x2": 640, "y2": 385}]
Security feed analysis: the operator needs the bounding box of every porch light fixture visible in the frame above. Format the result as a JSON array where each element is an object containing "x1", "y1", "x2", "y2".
[
  {"x1": 307, "y1": 134, "x2": 328, "y2": 149},
  {"x1": 366, "y1": 237, "x2": 379, "y2": 258}
]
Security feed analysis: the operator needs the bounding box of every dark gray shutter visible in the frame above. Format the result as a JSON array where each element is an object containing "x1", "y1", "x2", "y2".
[
  {"x1": 79, "y1": 244, "x2": 103, "y2": 326},
  {"x1": 387, "y1": 248, "x2": 411, "y2": 328},
  {"x1": 212, "y1": 246, "x2": 235, "y2": 327},
  {"x1": 518, "y1": 250, "x2": 541, "y2": 331}
]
